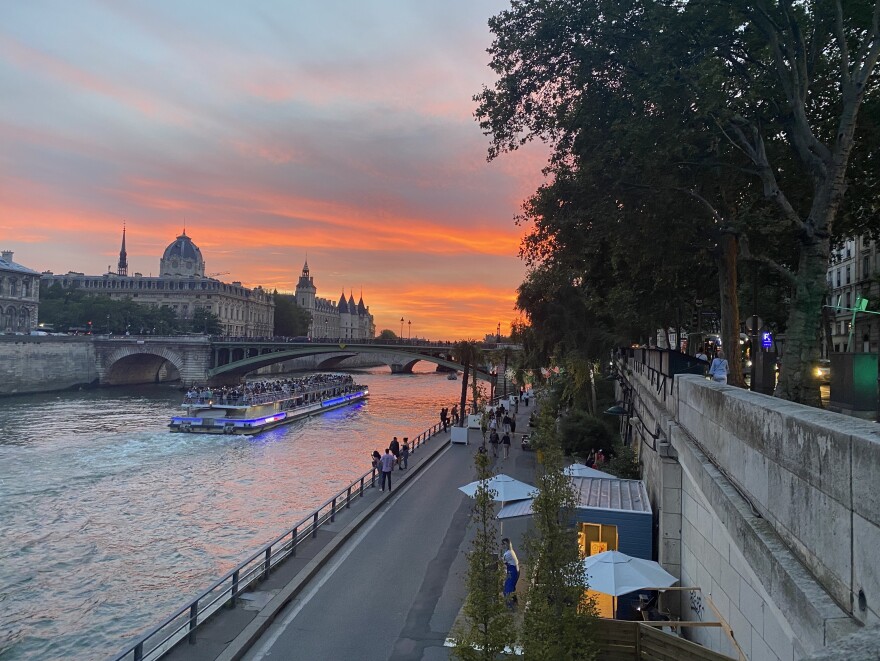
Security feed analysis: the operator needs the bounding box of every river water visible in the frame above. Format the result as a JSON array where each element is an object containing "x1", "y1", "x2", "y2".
[{"x1": 0, "y1": 366, "x2": 464, "y2": 660}]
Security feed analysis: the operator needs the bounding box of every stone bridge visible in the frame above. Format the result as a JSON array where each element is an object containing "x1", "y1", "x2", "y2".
[
  {"x1": 93, "y1": 337, "x2": 506, "y2": 386},
  {"x1": 616, "y1": 348, "x2": 878, "y2": 660}
]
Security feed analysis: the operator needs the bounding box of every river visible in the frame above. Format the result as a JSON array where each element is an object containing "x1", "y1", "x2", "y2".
[{"x1": 0, "y1": 365, "x2": 464, "y2": 660}]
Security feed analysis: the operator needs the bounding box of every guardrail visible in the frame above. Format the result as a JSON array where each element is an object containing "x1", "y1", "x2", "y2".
[{"x1": 109, "y1": 421, "x2": 446, "y2": 661}]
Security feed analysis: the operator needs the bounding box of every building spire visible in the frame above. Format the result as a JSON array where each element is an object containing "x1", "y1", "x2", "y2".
[{"x1": 117, "y1": 222, "x2": 128, "y2": 276}]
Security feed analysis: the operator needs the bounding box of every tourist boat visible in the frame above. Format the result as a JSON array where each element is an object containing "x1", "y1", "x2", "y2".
[
  {"x1": 169, "y1": 374, "x2": 368, "y2": 435},
  {"x1": 447, "y1": 373, "x2": 458, "y2": 380}
]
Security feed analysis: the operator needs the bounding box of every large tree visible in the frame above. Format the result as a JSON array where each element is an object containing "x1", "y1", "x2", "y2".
[{"x1": 476, "y1": 0, "x2": 880, "y2": 405}]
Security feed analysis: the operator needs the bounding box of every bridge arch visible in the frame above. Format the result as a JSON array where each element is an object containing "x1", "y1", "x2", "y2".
[
  {"x1": 208, "y1": 344, "x2": 491, "y2": 383},
  {"x1": 102, "y1": 346, "x2": 185, "y2": 386}
]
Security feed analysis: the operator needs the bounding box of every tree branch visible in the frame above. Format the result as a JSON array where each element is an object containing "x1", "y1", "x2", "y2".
[{"x1": 738, "y1": 235, "x2": 797, "y2": 285}]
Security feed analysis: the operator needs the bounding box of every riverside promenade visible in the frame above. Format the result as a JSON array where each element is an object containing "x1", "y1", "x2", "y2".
[{"x1": 162, "y1": 398, "x2": 537, "y2": 661}]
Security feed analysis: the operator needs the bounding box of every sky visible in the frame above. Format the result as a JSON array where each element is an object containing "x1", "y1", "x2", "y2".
[{"x1": 0, "y1": 1, "x2": 548, "y2": 340}]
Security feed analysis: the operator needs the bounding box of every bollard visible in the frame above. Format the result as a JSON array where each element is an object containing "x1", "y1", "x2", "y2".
[
  {"x1": 291, "y1": 526, "x2": 298, "y2": 557},
  {"x1": 188, "y1": 601, "x2": 198, "y2": 644},
  {"x1": 360, "y1": 476, "x2": 365, "y2": 497},
  {"x1": 331, "y1": 497, "x2": 337, "y2": 523},
  {"x1": 346, "y1": 486, "x2": 352, "y2": 508},
  {"x1": 263, "y1": 547, "x2": 271, "y2": 580}
]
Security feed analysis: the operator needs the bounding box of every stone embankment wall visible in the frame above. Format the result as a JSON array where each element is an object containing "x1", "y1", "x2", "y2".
[
  {"x1": 0, "y1": 336, "x2": 97, "y2": 395},
  {"x1": 623, "y1": 360, "x2": 878, "y2": 660}
]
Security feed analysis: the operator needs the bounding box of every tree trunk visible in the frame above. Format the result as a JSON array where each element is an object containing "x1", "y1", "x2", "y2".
[
  {"x1": 460, "y1": 358, "x2": 470, "y2": 426},
  {"x1": 774, "y1": 238, "x2": 829, "y2": 405},
  {"x1": 719, "y1": 230, "x2": 744, "y2": 387}
]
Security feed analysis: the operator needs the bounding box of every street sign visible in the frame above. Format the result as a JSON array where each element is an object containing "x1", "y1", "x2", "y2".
[
  {"x1": 745, "y1": 316, "x2": 763, "y2": 331},
  {"x1": 761, "y1": 331, "x2": 773, "y2": 349}
]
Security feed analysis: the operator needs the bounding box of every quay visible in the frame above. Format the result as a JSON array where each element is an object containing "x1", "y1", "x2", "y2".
[{"x1": 154, "y1": 399, "x2": 537, "y2": 661}]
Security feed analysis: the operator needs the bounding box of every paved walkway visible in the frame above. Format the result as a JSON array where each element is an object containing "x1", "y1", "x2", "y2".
[{"x1": 163, "y1": 396, "x2": 539, "y2": 661}]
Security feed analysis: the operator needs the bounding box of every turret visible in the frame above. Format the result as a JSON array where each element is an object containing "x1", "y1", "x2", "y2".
[
  {"x1": 295, "y1": 259, "x2": 316, "y2": 309},
  {"x1": 117, "y1": 224, "x2": 128, "y2": 276}
]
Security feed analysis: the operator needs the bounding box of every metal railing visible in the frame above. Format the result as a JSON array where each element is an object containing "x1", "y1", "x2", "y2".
[{"x1": 109, "y1": 421, "x2": 446, "y2": 661}]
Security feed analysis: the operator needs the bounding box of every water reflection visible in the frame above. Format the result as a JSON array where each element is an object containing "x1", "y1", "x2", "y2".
[{"x1": 0, "y1": 366, "x2": 460, "y2": 660}]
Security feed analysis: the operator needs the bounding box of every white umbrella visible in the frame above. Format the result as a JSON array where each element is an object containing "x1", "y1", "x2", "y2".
[
  {"x1": 458, "y1": 474, "x2": 537, "y2": 502},
  {"x1": 565, "y1": 463, "x2": 615, "y2": 479},
  {"x1": 582, "y1": 550, "x2": 678, "y2": 596},
  {"x1": 497, "y1": 499, "x2": 534, "y2": 520}
]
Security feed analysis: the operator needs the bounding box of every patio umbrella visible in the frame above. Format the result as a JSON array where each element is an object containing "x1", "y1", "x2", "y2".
[
  {"x1": 458, "y1": 474, "x2": 537, "y2": 502},
  {"x1": 565, "y1": 463, "x2": 615, "y2": 479},
  {"x1": 582, "y1": 550, "x2": 678, "y2": 596},
  {"x1": 497, "y1": 499, "x2": 534, "y2": 520},
  {"x1": 459, "y1": 474, "x2": 536, "y2": 533}
]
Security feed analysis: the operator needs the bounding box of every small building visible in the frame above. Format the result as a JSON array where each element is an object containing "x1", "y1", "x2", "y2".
[
  {"x1": 0, "y1": 250, "x2": 40, "y2": 333},
  {"x1": 571, "y1": 476, "x2": 653, "y2": 618}
]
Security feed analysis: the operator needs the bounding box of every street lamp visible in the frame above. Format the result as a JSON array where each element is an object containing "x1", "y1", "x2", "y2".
[
  {"x1": 408, "y1": 320, "x2": 411, "y2": 340},
  {"x1": 400, "y1": 317, "x2": 404, "y2": 338}
]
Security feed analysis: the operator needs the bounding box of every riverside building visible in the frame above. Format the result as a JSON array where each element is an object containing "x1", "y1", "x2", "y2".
[
  {"x1": 0, "y1": 250, "x2": 41, "y2": 333},
  {"x1": 42, "y1": 229, "x2": 274, "y2": 337},
  {"x1": 294, "y1": 261, "x2": 375, "y2": 340}
]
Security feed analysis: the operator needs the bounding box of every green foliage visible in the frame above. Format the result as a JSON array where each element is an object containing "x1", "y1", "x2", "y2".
[
  {"x1": 557, "y1": 409, "x2": 615, "y2": 458},
  {"x1": 521, "y1": 442, "x2": 597, "y2": 660},
  {"x1": 378, "y1": 329, "x2": 398, "y2": 340},
  {"x1": 39, "y1": 282, "x2": 183, "y2": 334},
  {"x1": 189, "y1": 308, "x2": 222, "y2": 335},
  {"x1": 452, "y1": 451, "x2": 515, "y2": 660},
  {"x1": 273, "y1": 293, "x2": 311, "y2": 336},
  {"x1": 604, "y1": 443, "x2": 640, "y2": 480}
]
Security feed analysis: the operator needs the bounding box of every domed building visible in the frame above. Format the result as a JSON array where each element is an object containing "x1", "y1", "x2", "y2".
[
  {"x1": 42, "y1": 228, "x2": 274, "y2": 337},
  {"x1": 160, "y1": 232, "x2": 205, "y2": 278}
]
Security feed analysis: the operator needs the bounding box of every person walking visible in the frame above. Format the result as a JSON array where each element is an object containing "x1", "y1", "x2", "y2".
[
  {"x1": 390, "y1": 436, "x2": 401, "y2": 468},
  {"x1": 509, "y1": 417, "x2": 517, "y2": 437},
  {"x1": 451, "y1": 405, "x2": 459, "y2": 426},
  {"x1": 708, "y1": 349, "x2": 730, "y2": 384},
  {"x1": 371, "y1": 450, "x2": 381, "y2": 486},
  {"x1": 695, "y1": 347, "x2": 709, "y2": 377},
  {"x1": 380, "y1": 448, "x2": 395, "y2": 492},
  {"x1": 400, "y1": 438, "x2": 409, "y2": 469},
  {"x1": 501, "y1": 431, "x2": 511, "y2": 459},
  {"x1": 502, "y1": 413, "x2": 511, "y2": 433},
  {"x1": 489, "y1": 430, "x2": 500, "y2": 457},
  {"x1": 501, "y1": 538, "x2": 519, "y2": 609}
]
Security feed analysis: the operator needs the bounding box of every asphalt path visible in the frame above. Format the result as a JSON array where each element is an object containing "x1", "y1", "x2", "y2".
[{"x1": 241, "y1": 411, "x2": 535, "y2": 661}]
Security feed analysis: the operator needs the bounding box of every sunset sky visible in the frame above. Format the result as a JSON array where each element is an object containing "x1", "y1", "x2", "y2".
[{"x1": 0, "y1": 2, "x2": 548, "y2": 340}]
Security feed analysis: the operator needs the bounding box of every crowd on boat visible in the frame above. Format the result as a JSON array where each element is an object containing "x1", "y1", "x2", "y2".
[{"x1": 183, "y1": 374, "x2": 356, "y2": 406}]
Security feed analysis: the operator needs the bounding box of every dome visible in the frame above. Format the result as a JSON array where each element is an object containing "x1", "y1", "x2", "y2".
[{"x1": 159, "y1": 231, "x2": 205, "y2": 277}]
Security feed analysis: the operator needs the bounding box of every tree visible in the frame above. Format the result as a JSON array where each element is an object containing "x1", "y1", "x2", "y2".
[
  {"x1": 378, "y1": 329, "x2": 398, "y2": 340},
  {"x1": 521, "y1": 438, "x2": 597, "y2": 659},
  {"x1": 453, "y1": 341, "x2": 484, "y2": 421},
  {"x1": 273, "y1": 293, "x2": 311, "y2": 336},
  {"x1": 451, "y1": 451, "x2": 516, "y2": 659},
  {"x1": 189, "y1": 309, "x2": 222, "y2": 335},
  {"x1": 476, "y1": 0, "x2": 880, "y2": 405}
]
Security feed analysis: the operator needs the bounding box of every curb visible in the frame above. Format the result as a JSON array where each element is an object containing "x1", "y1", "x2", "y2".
[{"x1": 215, "y1": 434, "x2": 453, "y2": 661}]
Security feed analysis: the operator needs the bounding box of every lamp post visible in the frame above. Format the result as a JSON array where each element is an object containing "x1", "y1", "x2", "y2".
[
  {"x1": 400, "y1": 317, "x2": 404, "y2": 338},
  {"x1": 408, "y1": 320, "x2": 411, "y2": 340}
]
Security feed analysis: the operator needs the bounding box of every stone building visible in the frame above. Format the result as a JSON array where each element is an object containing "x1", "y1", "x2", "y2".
[
  {"x1": 42, "y1": 229, "x2": 274, "y2": 337},
  {"x1": 0, "y1": 250, "x2": 40, "y2": 333},
  {"x1": 826, "y1": 236, "x2": 879, "y2": 354},
  {"x1": 294, "y1": 261, "x2": 375, "y2": 339}
]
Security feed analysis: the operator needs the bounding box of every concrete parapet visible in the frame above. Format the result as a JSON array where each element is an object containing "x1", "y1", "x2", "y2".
[
  {"x1": 625, "y1": 368, "x2": 876, "y2": 659},
  {"x1": 0, "y1": 336, "x2": 97, "y2": 394}
]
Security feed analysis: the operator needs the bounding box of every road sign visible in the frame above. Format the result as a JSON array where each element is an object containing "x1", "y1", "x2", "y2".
[{"x1": 745, "y1": 316, "x2": 763, "y2": 331}]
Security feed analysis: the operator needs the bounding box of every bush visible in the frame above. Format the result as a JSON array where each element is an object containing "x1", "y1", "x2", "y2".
[
  {"x1": 604, "y1": 443, "x2": 640, "y2": 479},
  {"x1": 557, "y1": 409, "x2": 615, "y2": 457}
]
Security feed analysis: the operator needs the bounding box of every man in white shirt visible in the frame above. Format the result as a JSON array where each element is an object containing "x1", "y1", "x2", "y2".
[{"x1": 501, "y1": 537, "x2": 519, "y2": 608}]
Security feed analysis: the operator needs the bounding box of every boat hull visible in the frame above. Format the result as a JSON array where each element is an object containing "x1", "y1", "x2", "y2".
[{"x1": 169, "y1": 389, "x2": 368, "y2": 435}]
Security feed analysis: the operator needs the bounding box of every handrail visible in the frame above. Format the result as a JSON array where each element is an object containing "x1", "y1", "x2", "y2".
[{"x1": 108, "y1": 420, "x2": 446, "y2": 661}]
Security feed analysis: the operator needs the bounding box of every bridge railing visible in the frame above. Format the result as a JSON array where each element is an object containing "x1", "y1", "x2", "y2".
[{"x1": 108, "y1": 420, "x2": 447, "y2": 661}]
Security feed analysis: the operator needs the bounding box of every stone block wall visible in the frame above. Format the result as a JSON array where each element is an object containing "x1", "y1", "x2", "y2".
[
  {"x1": 624, "y1": 366, "x2": 871, "y2": 659},
  {"x1": 0, "y1": 337, "x2": 97, "y2": 394}
]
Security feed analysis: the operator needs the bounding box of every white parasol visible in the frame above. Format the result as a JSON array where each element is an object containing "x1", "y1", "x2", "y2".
[
  {"x1": 458, "y1": 474, "x2": 537, "y2": 502},
  {"x1": 582, "y1": 550, "x2": 678, "y2": 596}
]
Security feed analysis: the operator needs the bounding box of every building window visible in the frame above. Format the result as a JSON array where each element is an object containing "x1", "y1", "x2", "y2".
[
  {"x1": 864, "y1": 256, "x2": 871, "y2": 279},
  {"x1": 846, "y1": 266, "x2": 851, "y2": 284},
  {"x1": 836, "y1": 269, "x2": 841, "y2": 287},
  {"x1": 846, "y1": 292, "x2": 852, "y2": 308}
]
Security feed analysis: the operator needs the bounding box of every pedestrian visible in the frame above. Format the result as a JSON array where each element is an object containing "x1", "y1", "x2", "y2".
[
  {"x1": 441, "y1": 407, "x2": 449, "y2": 432},
  {"x1": 502, "y1": 413, "x2": 512, "y2": 433},
  {"x1": 501, "y1": 538, "x2": 519, "y2": 609},
  {"x1": 586, "y1": 449, "x2": 596, "y2": 468},
  {"x1": 489, "y1": 430, "x2": 500, "y2": 457},
  {"x1": 501, "y1": 431, "x2": 511, "y2": 458},
  {"x1": 390, "y1": 436, "x2": 401, "y2": 468},
  {"x1": 708, "y1": 349, "x2": 730, "y2": 384},
  {"x1": 524, "y1": 392, "x2": 530, "y2": 407},
  {"x1": 371, "y1": 450, "x2": 382, "y2": 486},
  {"x1": 451, "y1": 404, "x2": 459, "y2": 425},
  {"x1": 401, "y1": 438, "x2": 409, "y2": 469},
  {"x1": 510, "y1": 417, "x2": 517, "y2": 436},
  {"x1": 380, "y1": 448, "x2": 395, "y2": 492},
  {"x1": 695, "y1": 347, "x2": 709, "y2": 376},
  {"x1": 488, "y1": 416, "x2": 498, "y2": 433},
  {"x1": 596, "y1": 448, "x2": 606, "y2": 466}
]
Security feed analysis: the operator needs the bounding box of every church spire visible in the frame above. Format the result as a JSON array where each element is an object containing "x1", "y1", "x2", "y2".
[{"x1": 117, "y1": 223, "x2": 128, "y2": 276}]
